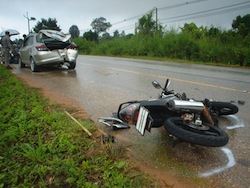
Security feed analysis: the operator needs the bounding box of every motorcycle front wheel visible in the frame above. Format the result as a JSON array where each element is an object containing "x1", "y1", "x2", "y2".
[{"x1": 164, "y1": 117, "x2": 229, "y2": 147}]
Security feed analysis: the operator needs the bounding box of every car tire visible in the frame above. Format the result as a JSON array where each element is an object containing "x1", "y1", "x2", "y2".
[
  {"x1": 19, "y1": 57, "x2": 25, "y2": 68},
  {"x1": 69, "y1": 61, "x2": 76, "y2": 69},
  {"x1": 30, "y1": 57, "x2": 38, "y2": 72}
]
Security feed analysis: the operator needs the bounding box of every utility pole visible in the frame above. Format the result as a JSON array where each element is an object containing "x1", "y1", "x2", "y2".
[
  {"x1": 23, "y1": 12, "x2": 36, "y2": 34},
  {"x1": 155, "y1": 7, "x2": 158, "y2": 31}
]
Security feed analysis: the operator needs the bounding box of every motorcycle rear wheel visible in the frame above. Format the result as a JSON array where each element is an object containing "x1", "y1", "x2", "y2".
[
  {"x1": 210, "y1": 101, "x2": 238, "y2": 116},
  {"x1": 164, "y1": 117, "x2": 229, "y2": 147}
]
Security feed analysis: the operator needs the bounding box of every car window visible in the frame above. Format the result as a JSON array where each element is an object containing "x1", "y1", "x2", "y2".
[{"x1": 36, "y1": 33, "x2": 50, "y2": 43}]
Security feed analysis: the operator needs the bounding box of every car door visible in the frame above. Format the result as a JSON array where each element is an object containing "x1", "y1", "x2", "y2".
[{"x1": 19, "y1": 36, "x2": 34, "y2": 64}]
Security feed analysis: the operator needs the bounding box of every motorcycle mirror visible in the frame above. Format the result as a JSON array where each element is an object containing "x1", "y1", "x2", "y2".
[{"x1": 152, "y1": 80, "x2": 162, "y2": 89}]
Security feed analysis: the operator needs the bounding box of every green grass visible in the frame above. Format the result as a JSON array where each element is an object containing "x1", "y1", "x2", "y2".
[
  {"x1": 74, "y1": 32, "x2": 250, "y2": 67},
  {"x1": 0, "y1": 65, "x2": 151, "y2": 187}
]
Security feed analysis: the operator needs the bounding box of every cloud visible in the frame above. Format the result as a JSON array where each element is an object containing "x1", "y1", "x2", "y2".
[{"x1": 0, "y1": 0, "x2": 249, "y2": 35}]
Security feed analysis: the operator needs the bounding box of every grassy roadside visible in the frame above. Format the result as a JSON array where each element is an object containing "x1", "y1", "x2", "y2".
[
  {"x1": 0, "y1": 65, "x2": 151, "y2": 187},
  {"x1": 74, "y1": 33, "x2": 250, "y2": 67},
  {"x1": 80, "y1": 53, "x2": 249, "y2": 69}
]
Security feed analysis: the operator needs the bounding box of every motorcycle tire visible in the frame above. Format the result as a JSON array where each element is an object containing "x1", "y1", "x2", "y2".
[
  {"x1": 164, "y1": 117, "x2": 229, "y2": 147},
  {"x1": 210, "y1": 101, "x2": 238, "y2": 116}
]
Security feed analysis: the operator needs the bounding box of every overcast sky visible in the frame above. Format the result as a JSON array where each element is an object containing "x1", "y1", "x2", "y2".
[{"x1": 0, "y1": 0, "x2": 250, "y2": 38}]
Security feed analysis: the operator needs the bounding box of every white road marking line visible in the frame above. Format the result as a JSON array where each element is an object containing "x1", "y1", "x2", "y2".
[
  {"x1": 200, "y1": 115, "x2": 245, "y2": 177},
  {"x1": 199, "y1": 147, "x2": 236, "y2": 177},
  {"x1": 226, "y1": 115, "x2": 245, "y2": 130}
]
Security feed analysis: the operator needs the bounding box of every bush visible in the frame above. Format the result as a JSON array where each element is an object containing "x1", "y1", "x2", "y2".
[
  {"x1": 73, "y1": 38, "x2": 95, "y2": 54},
  {"x1": 75, "y1": 28, "x2": 250, "y2": 66}
]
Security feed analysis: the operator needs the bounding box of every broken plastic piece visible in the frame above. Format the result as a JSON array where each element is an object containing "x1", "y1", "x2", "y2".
[
  {"x1": 98, "y1": 117, "x2": 130, "y2": 129},
  {"x1": 238, "y1": 100, "x2": 245, "y2": 105},
  {"x1": 100, "y1": 134, "x2": 116, "y2": 144}
]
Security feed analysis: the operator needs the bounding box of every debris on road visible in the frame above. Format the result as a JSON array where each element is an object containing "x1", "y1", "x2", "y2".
[
  {"x1": 98, "y1": 117, "x2": 130, "y2": 129},
  {"x1": 65, "y1": 110, "x2": 92, "y2": 136},
  {"x1": 238, "y1": 100, "x2": 245, "y2": 105}
]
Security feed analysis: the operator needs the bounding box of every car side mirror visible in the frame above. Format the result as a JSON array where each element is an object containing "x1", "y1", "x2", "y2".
[{"x1": 152, "y1": 80, "x2": 162, "y2": 89}]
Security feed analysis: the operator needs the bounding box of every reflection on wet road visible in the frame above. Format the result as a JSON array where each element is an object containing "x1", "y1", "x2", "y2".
[{"x1": 13, "y1": 55, "x2": 250, "y2": 187}]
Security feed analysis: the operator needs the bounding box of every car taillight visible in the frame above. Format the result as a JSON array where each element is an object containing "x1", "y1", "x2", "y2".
[
  {"x1": 36, "y1": 44, "x2": 48, "y2": 51},
  {"x1": 67, "y1": 44, "x2": 77, "y2": 49}
]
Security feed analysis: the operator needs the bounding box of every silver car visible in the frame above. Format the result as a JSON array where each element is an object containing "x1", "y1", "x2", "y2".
[{"x1": 19, "y1": 30, "x2": 78, "y2": 72}]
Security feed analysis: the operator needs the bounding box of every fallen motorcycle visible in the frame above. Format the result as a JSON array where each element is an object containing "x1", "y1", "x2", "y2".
[{"x1": 99, "y1": 78, "x2": 238, "y2": 147}]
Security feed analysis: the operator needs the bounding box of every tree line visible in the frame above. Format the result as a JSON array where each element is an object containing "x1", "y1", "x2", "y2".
[{"x1": 32, "y1": 13, "x2": 250, "y2": 66}]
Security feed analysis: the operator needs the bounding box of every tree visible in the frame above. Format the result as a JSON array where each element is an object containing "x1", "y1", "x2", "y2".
[
  {"x1": 101, "y1": 32, "x2": 111, "y2": 40},
  {"x1": 83, "y1": 30, "x2": 98, "y2": 41},
  {"x1": 90, "y1": 17, "x2": 111, "y2": 36},
  {"x1": 181, "y1": 23, "x2": 199, "y2": 34},
  {"x1": 33, "y1": 18, "x2": 61, "y2": 33},
  {"x1": 136, "y1": 11, "x2": 157, "y2": 35},
  {"x1": 113, "y1": 30, "x2": 119, "y2": 38},
  {"x1": 207, "y1": 26, "x2": 221, "y2": 37},
  {"x1": 181, "y1": 23, "x2": 204, "y2": 39},
  {"x1": 120, "y1": 31, "x2": 126, "y2": 37},
  {"x1": 232, "y1": 14, "x2": 250, "y2": 37},
  {"x1": 69, "y1": 25, "x2": 80, "y2": 38}
]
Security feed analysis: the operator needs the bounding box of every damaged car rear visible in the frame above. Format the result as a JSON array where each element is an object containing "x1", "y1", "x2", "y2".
[{"x1": 19, "y1": 29, "x2": 78, "y2": 72}]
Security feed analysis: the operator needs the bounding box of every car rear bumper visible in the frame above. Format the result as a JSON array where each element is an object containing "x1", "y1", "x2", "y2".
[
  {"x1": 33, "y1": 49, "x2": 78, "y2": 65},
  {"x1": 34, "y1": 51, "x2": 64, "y2": 65}
]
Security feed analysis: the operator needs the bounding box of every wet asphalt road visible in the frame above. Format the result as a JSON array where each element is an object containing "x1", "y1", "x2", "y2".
[{"x1": 13, "y1": 55, "x2": 250, "y2": 187}]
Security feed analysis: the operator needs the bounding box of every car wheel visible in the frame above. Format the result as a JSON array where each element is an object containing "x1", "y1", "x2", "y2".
[
  {"x1": 30, "y1": 58, "x2": 38, "y2": 72},
  {"x1": 69, "y1": 61, "x2": 76, "y2": 69},
  {"x1": 19, "y1": 57, "x2": 25, "y2": 68}
]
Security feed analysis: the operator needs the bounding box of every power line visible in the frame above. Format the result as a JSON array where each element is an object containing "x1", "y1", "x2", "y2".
[
  {"x1": 161, "y1": 4, "x2": 250, "y2": 24},
  {"x1": 109, "y1": 24, "x2": 135, "y2": 33},
  {"x1": 111, "y1": 9, "x2": 154, "y2": 26},
  {"x1": 110, "y1": 0, "x2": 250, "y2": 33},
  {"x1": 158, "y1": 0, "x2": 208, "y2": 10},
  {"x1": 111, "y1": 0, "x2": 208, "y2": 26},
  {"x1": 113, "y1": 24, "x2": 135, "y2": 30},
  {"x1": 160, "y1": 1, "x2": 250, "y2": 22}
]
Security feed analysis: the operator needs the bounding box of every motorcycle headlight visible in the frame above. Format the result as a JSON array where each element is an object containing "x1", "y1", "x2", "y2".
[{"x1": 119, "y1": 103, "x2": 140, "y2": 124}]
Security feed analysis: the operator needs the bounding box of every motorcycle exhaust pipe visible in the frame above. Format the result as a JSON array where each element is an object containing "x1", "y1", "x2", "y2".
[{"x1": 167, "y1": 100, "x2": 204, "y2": 113}]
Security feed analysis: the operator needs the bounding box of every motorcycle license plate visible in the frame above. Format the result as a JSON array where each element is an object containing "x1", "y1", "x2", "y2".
[{"x1": 136, "y1": 107, "x2": 150, "y2": 135}]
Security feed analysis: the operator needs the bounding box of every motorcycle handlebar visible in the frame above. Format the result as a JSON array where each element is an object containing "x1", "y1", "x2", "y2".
[{"x1": 163, "y1": 79, "x2": 169, "y2": 90}]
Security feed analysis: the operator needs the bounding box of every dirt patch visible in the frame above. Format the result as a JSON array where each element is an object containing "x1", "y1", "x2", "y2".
[
  {"x1": 17, "y1": 74, "x2": 89, "y2": 119},
  {"x1": 125, "y1": 147, "x2": 201, "y2": 188}
]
